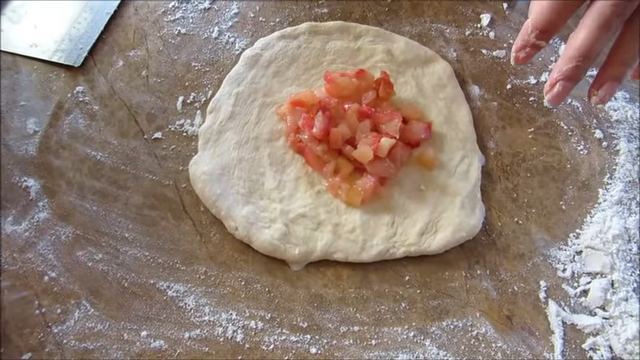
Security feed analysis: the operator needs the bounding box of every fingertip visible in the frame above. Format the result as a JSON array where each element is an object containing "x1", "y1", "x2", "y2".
[
  {"x1": 543, "y1": 77, "x2": 556, "y2": 96},
  {"x1": 544, "y1": 80, "x2": 574, "y2": 108},
  {"x1": 510, "y1": 20, "x2": 530, "y2": 66},
  {"x1": 589, "y1": 81, "x2": 621, "y2": 106},
  {"x1": 543, "y1": 98, "x2": 556, "y2": 109},
  {"x1": 511, "y1": 43, "x2": 543, "y2": 66}
]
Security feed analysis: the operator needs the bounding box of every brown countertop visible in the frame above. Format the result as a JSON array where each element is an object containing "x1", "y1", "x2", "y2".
[{"x1": 1, "y1": 1, "x2": 634, "y2": 358}]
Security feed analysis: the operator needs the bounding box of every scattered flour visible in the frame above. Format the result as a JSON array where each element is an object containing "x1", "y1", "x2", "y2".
[
  {"x1": 176, "y1": 96, "x2": 184, "y2": 112},
  {"x1": 186, "y1": 92, "x2": 207, "y2": 108},
  {"x1": 506, "y1": 38, "x2": 605, "y2": 156},
  {"x1": 445, "y1": 48, "x2": 458, "y2": 61},
  {"x1": 479, "y1": 14, "x2": 492, "y2": 28},
  {"x1": 72, "y1": 86, "x2": 90, "y2": 102},
  {"x1": 68, "y1": 86, "x2": 98, "y2": 112},
  {"x1": 149, "y1": 339, "x2": 167, "y2": 349},
  {"x1": 566, "y1": 314, "x2": 604, "y2": 334},
  {"x1": 127, "y1": 49, "x2": 142, "y2": 58},
  {"x1": 546, "y1": 300, "x2": 566, "y2": 359},
  {"x1": 538, "y1": 280, "x2": 548, "y2": 302},
  {"x1": 193, "y1": 110, "x2": 203, "y2": 129},
  {"x1": 18, "y1": 177, "x2": 39, "y2": 201},
  {"x1": 540, "y1": 71, "x2": 549, "y2": 82},
  {"x1": 593, "y1": 129, "x2": 604, "y2": 140},
  {"x1": 3, "y1": 169, "x2": 535, "y2": 360},
  {"x1": 26, "y1": 117, "x2": 40, "y2": 135},
  {"x1": 544, "y1": 91, "x2": 639, "y2": 359},
  {"x1": 169, "y1": 110, "x2": 203, "y2": 137},
  {"x1": 195, "y1": 0, "x2": 213, "y2": 11},
  {"x1": 169, "y1": 119, "x2": 196, "y2": 137},
  {"x1": 467, "y1": 84, "x2": 482, "y2": 103},
  {"x1": 160, "y1": 1, "x2": 248, "y2": 56},
  {"x1": 3, "y1": 111, "x2": 48, "y2": 159},
  {"x1": 491, "y1": 50, "x2": 506, "y2": 59},
  {"x1": 506, "y1": 33, "x2": 640, "y2": 358},
  {"x1": 113, "y1": 58, "x2": 124, "y2": 69},
  {"x1": 3, "y1": 177, "x2": 50, "y2": 236}
]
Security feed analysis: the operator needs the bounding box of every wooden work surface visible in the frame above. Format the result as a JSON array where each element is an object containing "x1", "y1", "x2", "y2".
[{"x1": 2, "y1": 1, "x2": 632, "y2": 358}]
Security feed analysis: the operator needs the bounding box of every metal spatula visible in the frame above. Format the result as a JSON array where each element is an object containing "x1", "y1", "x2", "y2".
[{"x1": 0, "y1": 0, "x2": 120, "y2": 67}]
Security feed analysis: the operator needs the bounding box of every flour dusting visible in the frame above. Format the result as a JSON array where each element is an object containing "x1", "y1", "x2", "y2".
[
  {"x1": 169, "y1": 90, "x2": 209, "y2": 136},
  {"x1": 543, "y1": 90, "x2": 639, "y2": 359},
  {"x1": 2, "y1": 166, "x2": 534, "y2": 360},
  {"x1": 168, "y1": 111, "x2": 202, "y2": 137},
  {"x1": 480, "y1": 21, "x2": 638, "y2": 356},
  {"x1": 512, "y1": 35, "x2": 640, "y2": 359},
  {"x1": 160, "y1": 0, "x2": 248, "y2": 56},
  {"x1": 2, "y1": 177, "x2": 50, "y2": 237}
]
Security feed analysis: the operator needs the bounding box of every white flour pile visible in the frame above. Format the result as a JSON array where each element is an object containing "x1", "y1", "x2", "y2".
[
  {"x1": 542, "y1": 91, "x2": 639, "y2": 359},
  {"x1": 502, "y1": 32, "x2": 640, "y2": 359},
  {"x1": 502, "y1": 25, "x2": 639, "y2": 356},
  {"x1": 467, "y1": 7, "x2": 638, "y2": 355}
]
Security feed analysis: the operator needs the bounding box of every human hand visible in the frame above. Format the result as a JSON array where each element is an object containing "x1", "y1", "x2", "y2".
[{"x1": 510, "y1": 0, "x2": 639, "y2": 107}]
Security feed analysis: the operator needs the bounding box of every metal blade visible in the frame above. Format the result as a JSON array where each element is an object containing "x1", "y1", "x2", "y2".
[{"x1": 0, "y1": 0, "x2": 120, "y2": 67}]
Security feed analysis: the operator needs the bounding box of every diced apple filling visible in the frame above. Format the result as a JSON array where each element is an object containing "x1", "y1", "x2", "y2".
[{"x1": 277, "y1": 69, "x2": 436, "y2": 206}]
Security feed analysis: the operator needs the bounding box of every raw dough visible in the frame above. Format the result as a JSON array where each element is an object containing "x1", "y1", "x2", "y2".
[{"x1": 189, "y1": 21, "x2": 485, "y2": 269}]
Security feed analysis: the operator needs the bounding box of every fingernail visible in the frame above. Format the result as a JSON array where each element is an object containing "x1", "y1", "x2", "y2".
[
  {"x1": 510, "y1": 46, "x2": 540, "y2": 66},
  {"x1": 589, "y1": 81, "x2": 619, "y2": 106},
  {"x1": 544, "y1": 81, "x2": 572, "y2": 108},
  {"x1": 510, "y1": 48, "x2": 526, "y2": 66}
]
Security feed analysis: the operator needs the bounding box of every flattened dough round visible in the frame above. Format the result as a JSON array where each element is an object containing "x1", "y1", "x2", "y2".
[{"x1": 190, "y1": 21, "x2": 485, "y2": 268}]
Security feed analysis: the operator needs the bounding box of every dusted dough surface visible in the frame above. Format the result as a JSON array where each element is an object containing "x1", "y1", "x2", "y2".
[{"x1": 189, "y1": 21, "x2": 485, "y2": 268}]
